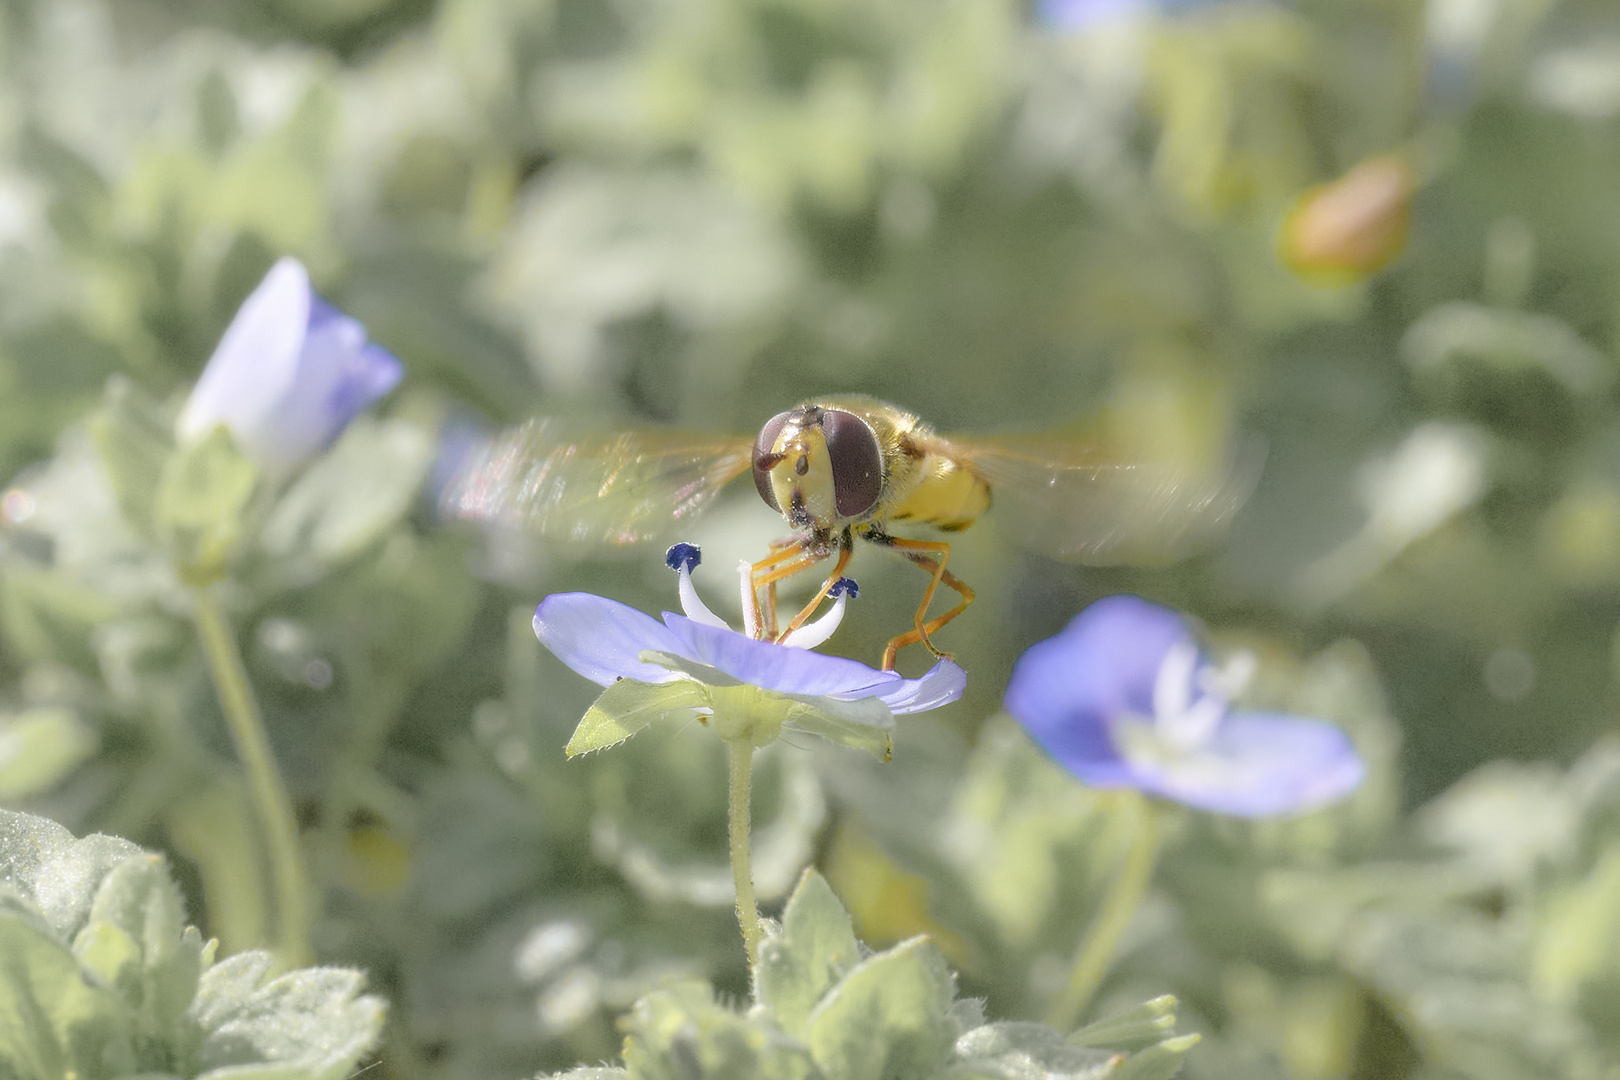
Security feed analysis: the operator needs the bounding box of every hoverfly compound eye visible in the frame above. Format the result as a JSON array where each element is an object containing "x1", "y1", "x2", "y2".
[
  {"x1": 822, "y1": 410, "x2": 883, "y2": 518},
  {"x1": 752, "y1": 411, "x2": 792, "y2": 511}
]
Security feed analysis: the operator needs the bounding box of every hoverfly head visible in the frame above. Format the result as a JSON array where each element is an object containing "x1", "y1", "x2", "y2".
[{"x1": 752, "y1": 406, "x2": 883, "y2": 529}]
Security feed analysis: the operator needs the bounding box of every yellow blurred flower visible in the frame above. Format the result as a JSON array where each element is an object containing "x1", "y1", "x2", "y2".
[{"x1": 1279, "y1": 155, "x2": 1415, "y2": 285}]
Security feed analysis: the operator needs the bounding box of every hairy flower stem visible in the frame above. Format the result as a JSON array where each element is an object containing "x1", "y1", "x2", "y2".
[
  {"x1": 727, "y1": 738, "x2": 762, "y2": 967},
  {"x1": 192, "y1": 586, "x2": 313, "y2": 967},
  {"x1": 1047, "y1": 792, "x2": 1161, "y2": 1031}
]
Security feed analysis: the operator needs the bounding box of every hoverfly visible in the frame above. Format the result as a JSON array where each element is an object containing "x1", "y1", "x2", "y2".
[{"x1": 442, "y1": 395, "x2": 1256, "y2": 670}]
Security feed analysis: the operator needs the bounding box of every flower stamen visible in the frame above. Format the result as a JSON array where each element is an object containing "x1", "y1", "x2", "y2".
[
  {"x1": 780, "y1": 578, "x2": 860, "y2": 650},
  {"x1": 665, "y1": 543, "x2": 729, "y2": 630}
]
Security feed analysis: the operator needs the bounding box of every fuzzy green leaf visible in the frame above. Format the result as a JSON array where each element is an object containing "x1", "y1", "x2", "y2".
[
  {"x1": 950, "y1": 1021, "x2": 1121, "y2": 1079},
  {"x1": 192, "y1": 952, "x2": 387, "y2": 1080},
  {"x1": 620, "y1": 979, "x2": 816, "y2": 1080},
  {"x1": 757, "y1": 869, "x2": 862, "y2": 1037},
  {"x1": 804, "y1": 936, "x2": 957, "y2": 1080},
  {"x1": 566, "y1": 678, "x2": 711, "y2": 757},
  {"x1": 0, "y1": 912, "x2": 135, "y2": 1080},
  {"x1": 0, "y1": 809, "x2": 148, "y2": 942},
  {"x1": 75, "y1": 853, "x2": 207, "y2": 1064}
]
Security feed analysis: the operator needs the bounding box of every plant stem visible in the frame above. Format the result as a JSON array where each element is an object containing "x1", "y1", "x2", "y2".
[
  {"x1": 1046, "y1": 791, "x2": 1161, "y2": 1032},
  {"x1": 191, "y1": 586, "x2": 313, "y2": 967},
  {"x1": 727, "y1": 738, "x2": 762, "y2": 967}
]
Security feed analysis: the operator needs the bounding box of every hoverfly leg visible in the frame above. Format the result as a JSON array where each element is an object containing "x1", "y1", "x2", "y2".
[
  {"x1": 762, "y1": 535, "x2": 800, "y2": 639},
  {"x1": 876, "y1": 538, "x2": 975, "y2": 671},
  {"x1": 747, "y1": 540, "x2": 824, "y2": 641},
  {"x1": 775, "y1": 533, "x2": 855, "y2": 642}
]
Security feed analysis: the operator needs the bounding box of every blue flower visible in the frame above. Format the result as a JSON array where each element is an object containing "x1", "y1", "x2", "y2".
[
  {"x1": 533, "y1": 544, "x2": 966, "y2": 717},
  {"x1": 1039, "y1": 0, "x2": 1250, "y2": 31},
  {"x1": 1004, "y1": 596, "x2": 1362, "y2": 817},
  {"x1": 177, "y1": 257, "x2": 404, "y2": 474}
]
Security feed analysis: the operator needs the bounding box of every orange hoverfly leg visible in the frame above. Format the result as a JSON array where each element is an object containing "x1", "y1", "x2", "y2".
[
  {"x1": 748, "y1": 540, "x2": 824, "y2": 640},
  {"x1": 775, "y1": 542, "x2": 855, "y2": 642},
  {"x1": 878, "y1": 538, "x2": 976, "y2": 671},
  {"x1": 762, "y1": 536, "x2": 800, "y2": 639}
]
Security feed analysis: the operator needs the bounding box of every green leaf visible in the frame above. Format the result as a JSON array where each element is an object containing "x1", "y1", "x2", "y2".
[
  {"x1": 84, "y1": 375, "x2": 174, "y2": 541},
  {"x1": 804, "y1": 936, "x2": 956, "y2": 1080},
  {"x1": 1105, "y1": 1034, "x2": 1200, "y2": 1080},
  {"x1": 260, "y1": 417, "x2": 435, "y2": 569},
  {"x1": 757, "y1": 869, "x2": 862, "y2": 1037},
  {"x1": 0, "y1": 809, "x2": 148, "y2": 942},
  {"x1": 620, "y1": 980, "x2": 816, "y2": 1080},
  {"x1": 74, "y1": 853, "x2": 206, "y2": 1065},
  {"x1": 192, "y1": 952, "x2": 386, "y2": 1080},
  {"x1": 566, "y1": 678, "x2": 711, "y2": 757},
  {"x1": 154, "y1": 428, "x2": 259, "y2": 584},
  {"x1": 950, "y1": 1021, "x2": 1120, "y2": 1079},
  {"x1": 0, "y1": 708, "x2": 96, "y2": 800},
  {"x1": 782, "y1": 693, "x2": 894, "y2": 762},
  {"x1": 1067, "y1": 996, "x2": 1180, "y2": 1051},
  {"x1": 0, "y1": 912, "x2": 135, "y2": 1080}
]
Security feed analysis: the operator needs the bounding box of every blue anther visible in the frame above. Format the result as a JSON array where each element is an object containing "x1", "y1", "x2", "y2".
[
  {"x1": 829, "y1": 577, "x2": 860, "y2": 599},
  {"x1": 665, "y1": 543, "x2": 702, "y2": 572}
]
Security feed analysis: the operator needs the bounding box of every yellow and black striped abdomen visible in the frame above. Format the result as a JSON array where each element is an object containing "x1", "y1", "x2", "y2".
[{"x1": 882, "y1": 452, "x2": 990, "y2": 532}]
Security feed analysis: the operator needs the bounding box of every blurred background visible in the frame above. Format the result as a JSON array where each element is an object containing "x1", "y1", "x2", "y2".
[{"x1": 5, "y1": 0, "x2": 1620, "y2": 1077}]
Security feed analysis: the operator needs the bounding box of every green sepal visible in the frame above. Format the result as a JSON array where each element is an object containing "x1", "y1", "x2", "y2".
[
  {"x1": 154, "y1": 427, "x2": 259, "y2": 585},
  {"x1": 566, "y1": 678, "x2": 711, "y2": 758},
  {"x1": 1067, "y1": 995, "x2": 1180, "y2": 1051},
  {"x1": 782, "y1": 693, "x2": 894, "y2": 762},
  {"x1": 85, "y1": 375, "x2": 174, "y2": 541},
  {"x1": 756, "y1": 869, "x2": 863, "y2": 1037},
  {"x1": 804, "y1": 936, "x2": 957, "y2": 1080}
]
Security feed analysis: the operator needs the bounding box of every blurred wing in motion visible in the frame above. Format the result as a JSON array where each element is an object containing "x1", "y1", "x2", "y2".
[
  {"x1": 441, "y1": 418, "x2": 755, "y2": 549},
  {"x1": 948, "y1": 433, "x2": 1264, "y2": 565}
]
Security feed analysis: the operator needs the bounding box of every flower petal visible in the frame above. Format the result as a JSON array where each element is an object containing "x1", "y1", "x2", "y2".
[
  {"x1": 1004, "y1": 595, "x2": 1193, "y2": 772},
  {"x1": 258, "y1": 311, "x2": 403, "y2": 470},
  {"x1": 868, "y1": 659, "x2": 966, "y2": 715},
  {"x1": 177, "y1": 257, "x2": 309, "y2": 447},
  {"x1": 534, "y1": 594, "x2": 686, "y2": 687},
  {"x1": 662, "y1": 613, "x2": 901, "y2": 698},
  {"x1": 1126, "y1": 712, "x2": 1365, "y2": 817}
]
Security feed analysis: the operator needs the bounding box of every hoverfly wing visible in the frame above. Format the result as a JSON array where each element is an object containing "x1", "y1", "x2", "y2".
[
  {"x1": 440, "y1": 418, "x2": 755, "y2": 549},
  {"x1": 948, "y1": 433, "x2": 1263, "y2": 564}
]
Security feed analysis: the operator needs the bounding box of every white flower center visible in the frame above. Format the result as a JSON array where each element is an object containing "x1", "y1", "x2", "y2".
[
  {"x1": 666, "y1": 544, "x2": 849, "y2": 649},
  {"x1": 1144, "y1": 641, "x2": 1254, "y2": 754}
]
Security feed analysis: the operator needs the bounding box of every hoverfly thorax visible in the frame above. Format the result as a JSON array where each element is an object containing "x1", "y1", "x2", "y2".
[{"x1": 752, "y1": 405, "x2": 883, "y2": 530}]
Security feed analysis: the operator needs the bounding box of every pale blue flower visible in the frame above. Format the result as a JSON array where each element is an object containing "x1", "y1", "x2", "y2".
[
  {"x1": 533, "y1": 544, "x2": 966, "y2": 716},
  {"x1": 1039, "y1": 0, "x2": 1252, "y2": 31},
  {"x1": 177, "y1": 257, "x2": 404, "y2": 473},
  {"x1": 1005, "y1": 596, "x2": 1362, "y2": 816}
]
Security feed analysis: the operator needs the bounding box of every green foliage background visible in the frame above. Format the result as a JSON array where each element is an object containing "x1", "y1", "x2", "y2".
[{"x1": 3, "y1": 0, "x2": 1620, "y2": 1077}]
